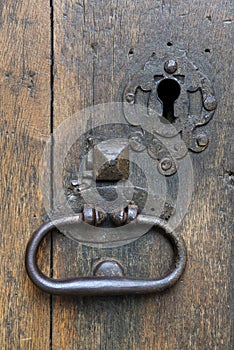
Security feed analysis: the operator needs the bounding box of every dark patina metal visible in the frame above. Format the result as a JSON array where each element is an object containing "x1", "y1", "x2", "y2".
[
  {"x1": 110, "y1": 203, "x2": 138, "y2": 226},
  {"x1": 123, "y1": 52, "x2": 217, "y2": 154},
  {"x1": 25, "y1": 212, "x2": 186, "y2": 296},
  {"x1": 93, "y1": 139, "x2": 130, "y2": 181},
  {"x1": 93, "y1": 259, "x2": 125, "y2": 277},
  {"x1": 63, "y1": 123, "x2": 178, "y2": 220},
  {"x1": 25, "y1": 52, "x2": 218, "y2": 297},
  {"x1": 164, "y1": 59, "x2": 178, "y2": 74}
]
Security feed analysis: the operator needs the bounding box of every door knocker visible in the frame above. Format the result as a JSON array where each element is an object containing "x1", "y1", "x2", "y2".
[{"x1": 25, "y1": 52, "x2": 217, "y2": 296}]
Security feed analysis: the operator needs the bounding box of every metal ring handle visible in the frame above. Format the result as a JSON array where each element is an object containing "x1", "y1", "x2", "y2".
[{"x1": 25, "y1": 214, "x2": 186, "y2": 296}]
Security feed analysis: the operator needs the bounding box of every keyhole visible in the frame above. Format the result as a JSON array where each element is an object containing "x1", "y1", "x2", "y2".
[{"x1": 157, "y1": 79, "x2": 181, "y2": 123}]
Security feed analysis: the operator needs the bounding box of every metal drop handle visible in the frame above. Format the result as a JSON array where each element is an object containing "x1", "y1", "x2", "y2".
[{"x1": 25, "y1": 214, "x2": 186, "y2": 296}]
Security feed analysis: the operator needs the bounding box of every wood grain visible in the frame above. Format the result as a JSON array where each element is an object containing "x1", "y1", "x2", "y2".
[
  {"x1": 51, "y1": 1, "x2": 233, "y2": 349},
  {"x1": 1, "y1": 0, "x2": 233, "y2": 349},
  {"x1": 0, "y1": 1, "x2": 51, "y2": 349}
]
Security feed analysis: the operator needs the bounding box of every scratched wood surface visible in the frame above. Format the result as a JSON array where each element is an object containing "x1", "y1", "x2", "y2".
[
  {"x1": 0, "y1": 1, "x2": 51, "y2": 349},
  {"x1": 1, "y1": 1, "x2": 233, "y2": 349},
  {"x1": 51, "y1": 1, "x2": 233, "y2": 350}
]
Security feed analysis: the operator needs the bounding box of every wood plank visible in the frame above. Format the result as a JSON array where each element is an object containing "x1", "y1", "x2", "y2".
[
  {"x1": 52, "y1": 1, "x2": 233, "y2": 349},
  {"x1": 0, "y1": 1, "x2": 51, "y2": 348}
]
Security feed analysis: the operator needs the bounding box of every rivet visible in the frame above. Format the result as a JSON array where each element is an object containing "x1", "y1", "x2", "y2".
[
  {"x1": 93, "y1": 260, "x2": 125, "y2": 277},
  {"x1": 164, "y1": 59, "x2": 178, "y2": 74},
  {"x1": 160, "y1": 157, "x2": 173, "y2": 171},
  {"x1": 70, "y1": 179, "x2": 80, "y2": 186},
  {"x1": 204, "y1": 95, "x2": 217, "y2": 111},
  {"x1": 129, "y1": 132, "x2": 146, "y2": 152},
  {"x1": 125, "y1": 93, "x2": 135, "y2": 104},
  {"x1": 196, "y1": 133, "x2": 209, "y2": 147}
]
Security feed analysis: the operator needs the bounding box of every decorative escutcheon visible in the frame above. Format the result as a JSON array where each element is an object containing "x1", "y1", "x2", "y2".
[
  {"x1": 25, "y1": 52, "x2": 217, "y2": 296},
  {"x1": 123, "y1": 52, "x2": 217, "y2": 154}
]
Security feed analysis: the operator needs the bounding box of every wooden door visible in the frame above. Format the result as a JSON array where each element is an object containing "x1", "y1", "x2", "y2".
[{"x1": 1, "y1": 1, "x2": 233, "y2": 349}]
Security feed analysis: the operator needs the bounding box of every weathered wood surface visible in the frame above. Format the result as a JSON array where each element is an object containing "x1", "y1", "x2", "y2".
[
  {"x1": 1, "y1": 0, "x2": 233, "y2": 349},
  {"x1": 52, "y1": 1, "x2": 233, "y2": 349},
  {"x1": 0, "y1": 1, "x2": 51, "y2": 349}
]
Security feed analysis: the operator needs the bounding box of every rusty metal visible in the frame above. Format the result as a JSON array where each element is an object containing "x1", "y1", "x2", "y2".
[
  {"x1": 82, "y1": 204, "x2": 106, "y2": 225},
  {"x1": 123, "y1": 52, "x2": 217, "y2": 154},
  {"x1": 93, "y1": 139, "x2": 129, "y2": 181},
  {"x1": 160, "y1": 157, "x2": 173, "y2": 171},
  {"x1": 164, "y1": 59, "x2": 178, "y2": 74},
  {"x1": 128, "y1": 131, "x2": 146, "y2": 152},
  {"x1": 25, "y1": 213, "x2": 186, "y2": 296},
  {"x1": 63, "y1": 123, "x2": 181, "y2": 222},
  {"x1": 25, "y1": 53, "x2": 219, "y2": 297},
  {"x1": 110, "y1": 203, "x2": 138, "y2": 226},
  {"x1": 93, "y1": 259, "x2": 125, "y2": 277},
  {"x1": 196, "y1": 132, "x2": 209, "y2": 147}
]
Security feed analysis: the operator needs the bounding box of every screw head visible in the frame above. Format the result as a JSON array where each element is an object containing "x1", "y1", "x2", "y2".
[
  {"x1": 160, "y1": 157, "x2": 173, "y2": 171},
  {"x1": 164, "y1": 59, "x2": 178, "y2": 74}
]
